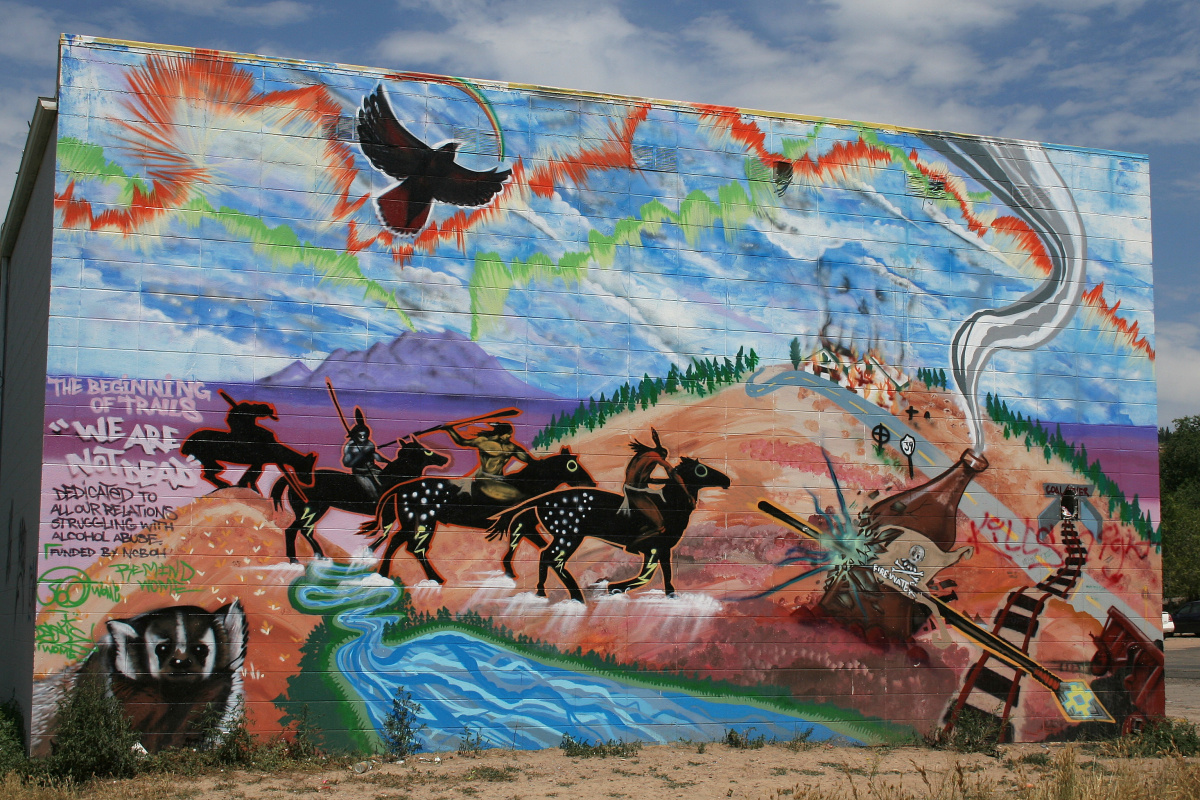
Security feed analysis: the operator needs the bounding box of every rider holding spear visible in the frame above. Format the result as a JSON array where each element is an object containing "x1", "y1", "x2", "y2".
[
  {"x1": 424, "y1": 412, "x2": 527, "y2": 503},
  {"x1": 327, "y1": 379, "x2": 390, "y2": 499}
]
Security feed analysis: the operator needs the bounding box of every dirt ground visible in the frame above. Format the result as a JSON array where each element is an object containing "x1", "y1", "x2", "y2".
[{"x1": 69, "y1": 740, "x2": 1186, "y2": 800}]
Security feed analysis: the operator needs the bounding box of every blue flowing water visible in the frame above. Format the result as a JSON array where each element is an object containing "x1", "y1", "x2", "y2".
[{"x1": 294, "y1": 561, "x2": 862, "y2": 751}]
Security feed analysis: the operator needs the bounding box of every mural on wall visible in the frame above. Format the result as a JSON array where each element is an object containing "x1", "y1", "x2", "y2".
[{"x1": 32, "y1": 35, "x2": 1160, "y2": 752}]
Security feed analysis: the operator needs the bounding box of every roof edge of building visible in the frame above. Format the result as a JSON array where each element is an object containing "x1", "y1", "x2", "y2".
[
  {"x1": 0, "y1": 97, "x2": 58, "y2": 262},
  {"x1": 65, "y1": 34, "x2": 1147, "y2": 161}
]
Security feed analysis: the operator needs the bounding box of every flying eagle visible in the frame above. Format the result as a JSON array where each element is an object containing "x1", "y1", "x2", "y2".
[{"x1": 356, "y1": 85, "x2": 512, "y2": 235}]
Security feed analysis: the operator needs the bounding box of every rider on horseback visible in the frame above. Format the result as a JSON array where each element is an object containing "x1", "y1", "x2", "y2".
[
  {"x1": 619, "y1": 428, "x2": 688, "y2": 553},
  {"x1": 343, "y1": 408, "x2": 388, "y2": 499},
  {"x1": 439, "y1": 420, "x2": 532, "y2": 503},
  {"x1": 223, "y1": 390, "x2": 278, "y2": 444}
]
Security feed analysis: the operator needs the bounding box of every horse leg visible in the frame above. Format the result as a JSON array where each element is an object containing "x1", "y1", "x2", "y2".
[
  {"x1": 378, "y1": 532, "x2": 406, "y2": 580},
  {"x1": 285, "y1": 519, "x2": 301, "y2": 563},
  {"x1": 609, "y1": 548, "x2": 661, "y2": 594},
  {"x1": 660, "y1": 553, "x2": 675, "y2": 596},
  {"x1": 543, "y1": 536, "x2": 585, "y2": 603},
  {"x1": 237, "y1": 462, "x2": 265, "y2": 493},
  {"x1": 536, "y1": 549, "x2": 552, "y2": 598},
  {"x1": 405, "y1": 524, "x2": 445, "y2": 584},
  {"x1": 300, "y1": 516, "x2": 324, "y2": 560},
  {"x1": 503, "y1": 520, "x2": 548, "y2": 580},
  {"x1": 552, "y1": 561, "x2": 585, "y2": 603}
]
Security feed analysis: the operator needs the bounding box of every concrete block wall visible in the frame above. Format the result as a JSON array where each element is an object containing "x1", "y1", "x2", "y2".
[{"x1": 19, "y1": 34, "x2": 1159, "y2": 752}]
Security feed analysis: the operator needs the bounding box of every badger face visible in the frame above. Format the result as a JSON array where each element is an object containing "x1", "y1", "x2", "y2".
[
  {"x1": 106, "y1": 601, "x2": 246, "y2": 686},
  {"x1": 143, "y1": 616, "x2": 219, "y2": 681}
]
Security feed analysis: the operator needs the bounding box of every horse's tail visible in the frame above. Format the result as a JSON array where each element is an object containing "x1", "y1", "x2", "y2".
[
  {"x1": 269, "y1": 477, "x2": 289, "y2": 511},
  {"x1": 485, "y1": 503, "x2": 535, "y2": 542},
  {"x1": 358, "y1": 489, "x2": 394, "y2": 544}
]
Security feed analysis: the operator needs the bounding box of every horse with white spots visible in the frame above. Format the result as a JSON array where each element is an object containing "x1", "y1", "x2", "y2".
[
  {"x1": 358, "y1": 446, "x2": 595, "y2": 583},
  {"x1": 486, "y1": 456, "x2": 730, "y2": 602}
]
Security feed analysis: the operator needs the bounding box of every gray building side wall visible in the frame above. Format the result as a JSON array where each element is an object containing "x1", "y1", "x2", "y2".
[{"x1": 0, "y1": 137, "x2": 55, "y2": 747}]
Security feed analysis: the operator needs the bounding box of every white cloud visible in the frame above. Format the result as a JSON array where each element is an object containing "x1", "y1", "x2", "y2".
[
  {"x1": 137, "y1": 0, "x2": 314, "y2": 27},
  {"x1": 370, "y1": 0, "x2": 1195, "y2": 156},
  {"x1": 1155, "y1": 319, "x2": 1200, "y2": 427},
  {"x1": 377, "y1": 0, "x2": 690, "y2": 98},
  {"x1": 0, "y1": 82, "x2": 55, "y2": 216},
  {"x1": 0, "y1": 2, "x2": 61, "y2": 65}
]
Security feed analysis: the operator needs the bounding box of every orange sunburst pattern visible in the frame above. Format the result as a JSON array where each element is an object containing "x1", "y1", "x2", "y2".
[
  {"x1": 55, "y1": 49, "x2": 366, "y2": 233},
  {"x1": 695, "y1": 104, "x2": 1154, "y2": 361}
]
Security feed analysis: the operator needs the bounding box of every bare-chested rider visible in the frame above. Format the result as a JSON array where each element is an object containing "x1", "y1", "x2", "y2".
[
  {"x1": 438, "y1": 421, "x2": 532, "y2": 503},
  {"x1": 620, "y1": 428, "x2": 687, "y2": 552}
]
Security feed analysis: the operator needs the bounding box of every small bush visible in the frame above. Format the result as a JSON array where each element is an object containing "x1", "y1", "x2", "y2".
[
  {"x1": 1103, "y1": 718, "x2": 1200, "y2": 757},
  {"x1": 45, "y1": 674, "x2": 141, "y2": 782},
  {"x1": 287, "y1": 705, "x2": 323, "y2": 761},
  {"x1": 203, "y1": 702, "x2": 262, "y2": 768},
  {"x1": 464, "y1": 765, "x2": 519, "y2": 782},
  {"x1": 558, "y1": 733, "x2": 641, "y2": 758},
  {"x1": 457, "y1": 724, "x2": 485, "y2": 758},
  {"x1": 1018, "y1": 751, "x2": 1052, "y2": 767},
  {"x1": 723, "y1": 727, "x2": 766, "y2": 750},
  {"x1": 0, "y1": 699, "x2": 27, "y2": 778},
  {"x1": 926, "y1": 707, "x2": 1003, "y2": 757},
  {"x1": 380, "y1": 692, "x2": 425, "y2": 759},
  {"x1": 139, "y1": 701, "x2": 329, "y2": 776},
  {"x1": 779, "y1": 727, "x2": 815, "y2": 752}
]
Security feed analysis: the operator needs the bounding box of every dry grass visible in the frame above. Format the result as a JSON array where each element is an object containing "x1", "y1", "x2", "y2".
[
  {"x1": 5, "y1": 742, "x2": 1200, "y2": 800},
  {"x1": 763, "y1": 747, "x2": 1200, "y2": 800}
]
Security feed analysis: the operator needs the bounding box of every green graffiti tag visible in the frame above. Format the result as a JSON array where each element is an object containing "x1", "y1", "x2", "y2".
[
  {"x1": 110, "y1": 561, "x2": 200, "y2": 595},
  {"x1": 37, "y1": 566, "x2": 121, "y2": 608},
  {"x1": 34, "y1": 613, "x2": 94, "y2": 660}
]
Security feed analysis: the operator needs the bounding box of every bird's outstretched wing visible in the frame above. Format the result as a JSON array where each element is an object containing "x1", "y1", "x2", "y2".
[
  {"x1": 357, "y1": 86, "x2": 431, "y2": 179},
  {"x1": 432, "y1": 163, "x2": 513, "y2": 207}
]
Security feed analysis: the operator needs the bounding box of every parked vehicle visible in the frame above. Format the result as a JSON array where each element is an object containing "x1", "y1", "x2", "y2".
[
  {"x1": 1164, "y1": 610, "x2": 1176, "y2": 636},
  {"x1": 1170, "y1": 601, "x2": 1200, "y2": 635}
]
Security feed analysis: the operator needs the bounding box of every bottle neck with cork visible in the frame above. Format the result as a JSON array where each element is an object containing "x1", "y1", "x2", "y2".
[{"x1": 861, "y1": 448, "x2": 989, "y2": 552}]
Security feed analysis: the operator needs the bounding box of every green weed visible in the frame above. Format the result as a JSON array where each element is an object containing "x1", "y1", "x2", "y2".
[
  {"x1": 558, "y1": 734, "x2": 641, "y2": 758},
  {"x1": 1102, "y1": 718, "x2": 1200, "y2": 757},
  {"x1": 464, "y1": 765, "x2": 519, "y2": 782},
  {"x1": 456, "y1": 725, "x2": 485, "y2": 758},
  {"x1": 926, "y1": 707, "x2": 1003, "y2": 757},
  {"x1": 722, "y1": 727, "x2": 766, "y2": 750},
  {"x1": 778, "y1": 728, "x2": 815, "y2": 752}
]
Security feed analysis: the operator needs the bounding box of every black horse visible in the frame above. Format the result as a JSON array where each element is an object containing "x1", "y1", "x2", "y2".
[
  {"x1": 180, "y1": 393, "x2": 316, "y2": 493},
  {"x1": 487, "y1": 457, "x2": 730, "y2": 602},
  {"x1": 269, "y1": 439, "x2": 450, "y2": 563},
  {"x1": 358, "y1": 446, "x2": 596, "y2": 583}
]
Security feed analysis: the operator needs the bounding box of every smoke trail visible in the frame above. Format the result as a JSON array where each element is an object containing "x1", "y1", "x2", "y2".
[{"x1": 920, "y1": 137, "x2": 1088, "y2": 452}]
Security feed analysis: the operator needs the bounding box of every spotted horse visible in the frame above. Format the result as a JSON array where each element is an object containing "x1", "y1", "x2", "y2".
[
  {"x1": 358, "y1": 446, "x2": 595, "y2": 582},
  {"x1": 486, "y1": 454, "x2": 730, "y2": 602}
]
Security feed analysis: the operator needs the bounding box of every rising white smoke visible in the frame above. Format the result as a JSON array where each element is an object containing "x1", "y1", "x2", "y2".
[{"x1": 921, "y1": 137, "x2": 1089, "y2": 453}]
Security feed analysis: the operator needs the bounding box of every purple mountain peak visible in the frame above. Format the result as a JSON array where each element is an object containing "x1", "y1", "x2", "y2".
[{"x1": 260, "y1": 329, "x2": 559, "y2": 400}]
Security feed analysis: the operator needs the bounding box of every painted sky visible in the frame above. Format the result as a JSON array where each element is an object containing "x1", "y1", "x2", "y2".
[{"x1": 1, "y1": 0, "x2": 1193, "y2": 425}]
